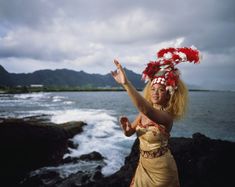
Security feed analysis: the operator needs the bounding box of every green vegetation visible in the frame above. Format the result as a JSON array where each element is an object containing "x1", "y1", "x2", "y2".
[
  {"x1": 0, "y1": 65, "x2": 145, "y2": 92},
  {"x1": 0, "y1": 85, "x2": 129, "y2": 93},
  {"x1": 0, "y1": 85, "x2": 225, "y2": 94}
]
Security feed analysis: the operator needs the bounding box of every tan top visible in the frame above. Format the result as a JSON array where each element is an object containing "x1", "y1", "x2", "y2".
[{"x1": 136, "y1": 118, "x2": 170, "y2": 151}]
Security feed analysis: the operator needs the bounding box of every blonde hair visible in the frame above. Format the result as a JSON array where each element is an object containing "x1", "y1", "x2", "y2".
[{"x1": 143, "y1": 79, "x2": 188, "y2": 120}]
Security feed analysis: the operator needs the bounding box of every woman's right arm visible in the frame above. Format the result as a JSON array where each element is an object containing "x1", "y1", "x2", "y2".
[
  {"x1": 120, "y1": 113, "x2": 141, "y2": 137},
  {"x1": 111, "y1": 60, "x2": 173, "y2": 131}
]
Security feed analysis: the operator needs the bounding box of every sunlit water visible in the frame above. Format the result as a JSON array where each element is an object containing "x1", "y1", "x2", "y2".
[{"x1": 0, "y1": 91, "x2": 235, "y2": 177}]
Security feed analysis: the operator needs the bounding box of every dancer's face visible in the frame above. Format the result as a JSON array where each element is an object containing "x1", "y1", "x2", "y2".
[{"x1": 150, "y1": 83, "x2": 169, "y2": 106}]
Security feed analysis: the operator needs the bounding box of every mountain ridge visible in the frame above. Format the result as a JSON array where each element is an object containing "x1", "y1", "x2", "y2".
[
  {"x1": 0, "y1": 65, "x2": 145, "y2": 89},
  {"x1": 0, "y1": 64, "x2": 203, "y2": 90}
]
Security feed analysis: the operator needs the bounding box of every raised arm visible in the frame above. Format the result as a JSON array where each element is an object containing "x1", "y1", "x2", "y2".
[{"x1": 111, "y1": 60, "x2": 173, "y2": 131}]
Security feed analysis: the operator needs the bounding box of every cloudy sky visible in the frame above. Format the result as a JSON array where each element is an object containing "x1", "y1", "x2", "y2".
[{"x1": 0, "y1": 0, "x2": 235, "y2": 90}]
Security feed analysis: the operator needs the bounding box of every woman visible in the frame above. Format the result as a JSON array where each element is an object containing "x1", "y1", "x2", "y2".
[{"x1": 111, "y1": 47, "x2": 201, "y2": 187}]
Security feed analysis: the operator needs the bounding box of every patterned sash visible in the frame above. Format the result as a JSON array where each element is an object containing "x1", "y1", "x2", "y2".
[{"x1": 140, "y1": 146, "x2": 168, "y2": 159}]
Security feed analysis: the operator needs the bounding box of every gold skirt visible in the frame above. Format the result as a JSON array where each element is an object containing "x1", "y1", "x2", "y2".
[{"x1": 130, "y1": 149, "x2": 180, "y2": 187}]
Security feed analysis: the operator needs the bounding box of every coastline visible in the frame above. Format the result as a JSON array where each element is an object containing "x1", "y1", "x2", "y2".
[
  {"x1": 0, "y1": 86, "x2": 234, "y2": 94},
  {"x1": 0, "y1": 117, "x2": 235, "y2": 187}
]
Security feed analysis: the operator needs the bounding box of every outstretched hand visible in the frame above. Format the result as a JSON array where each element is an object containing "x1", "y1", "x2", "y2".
[
  {"x1": 111, "y1": 59, "x2": 128, "y2": 85},
  {"x1": 119, "y1": 116, "x2": 132, "y2": 135}
]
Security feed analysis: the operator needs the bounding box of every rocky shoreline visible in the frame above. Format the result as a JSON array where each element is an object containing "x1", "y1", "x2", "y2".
[
  {"x1": 83, "y1": 133, "x2": 235, "y2": 187},
  {"x1": 1, "y1": 117, "x2": 235, "y2": 187}
]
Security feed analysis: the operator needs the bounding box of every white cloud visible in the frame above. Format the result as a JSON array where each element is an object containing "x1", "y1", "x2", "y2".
[
  {"x1": 0, "y1": 0, "x2": 235, "y2": 90},
  {"x1": 85, "y1": 8, "x2": 160, "y2": 44}
]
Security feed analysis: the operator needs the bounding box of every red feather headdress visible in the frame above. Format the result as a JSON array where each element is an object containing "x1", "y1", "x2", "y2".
[{"x1": 142, "y1": 46, "x2": 201, "y2": 94}]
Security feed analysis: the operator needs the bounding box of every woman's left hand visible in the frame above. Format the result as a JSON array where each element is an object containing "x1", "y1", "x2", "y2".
[{"x1": 111, "y1": 59, "x2": 128, "y2": 85}]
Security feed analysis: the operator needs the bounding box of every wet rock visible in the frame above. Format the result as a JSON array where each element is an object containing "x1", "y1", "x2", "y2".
[
  {"x1": 169, "y1": 133, "x2": 235, "y2": 187},
  {"x1": 93, "y1": 171, "x2": 103, "y2": 180},
  {"x1": 21, "y1": 150, "x2": 106, "y2": 187},
  {"x1": 79, "y1": 139, "x2": 140, "y2": 187},
  {"x1": 58, "y1": 121, "x2": 87, "y2": 138},
  {"x1": 62, "y1": 156, "x2": 80, "y2": 164},
  {"x1": 2, "y1": 116, "x2": 235, "y2": 187},
  {"x1": 67, "y1": 139, "x2": 78, "y2": 149},
  {"x1": 62, "y1": 151, "x2": 104, "y2": 164},
  {"x1": 0, "y1": 117, "x2": 87, "y2": 186},
  {"x1": 20, "y1": 170, "x2": 62, "y2": 187},
  {"x1": 82, "y1": 133, "x2": 235, "y2": 187},
  {"x1": 79, "y1": 151, "x2": 104, "y2": 161},
  {"x1": 46, "y1": 162, "x2": 105, "y2": 187}
]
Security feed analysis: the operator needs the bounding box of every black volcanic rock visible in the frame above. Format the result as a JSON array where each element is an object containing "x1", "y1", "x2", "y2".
[
  {"x1": 0, "y1": 117, "x2": 87, "y2": 186},
  {"x1": 22, "y1": 152, "x2": 106, "y2": 187},
  {"x1": 81, "y1": 133, "x2": 235, "y2": 187},
  {"x1": 168, "y1": 133, "x2": 235, "y2": 187},
  {"x1": 79, "y1": 151, "x2": 104, "y2": 161},
  {"x1": 1, "y1": 115, "x2": 234, "y2": 187}
]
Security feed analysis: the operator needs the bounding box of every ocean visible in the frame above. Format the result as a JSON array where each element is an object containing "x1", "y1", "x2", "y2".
[{"x1": 0, "y1": 91, "x2": 235, "y2": 178}]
